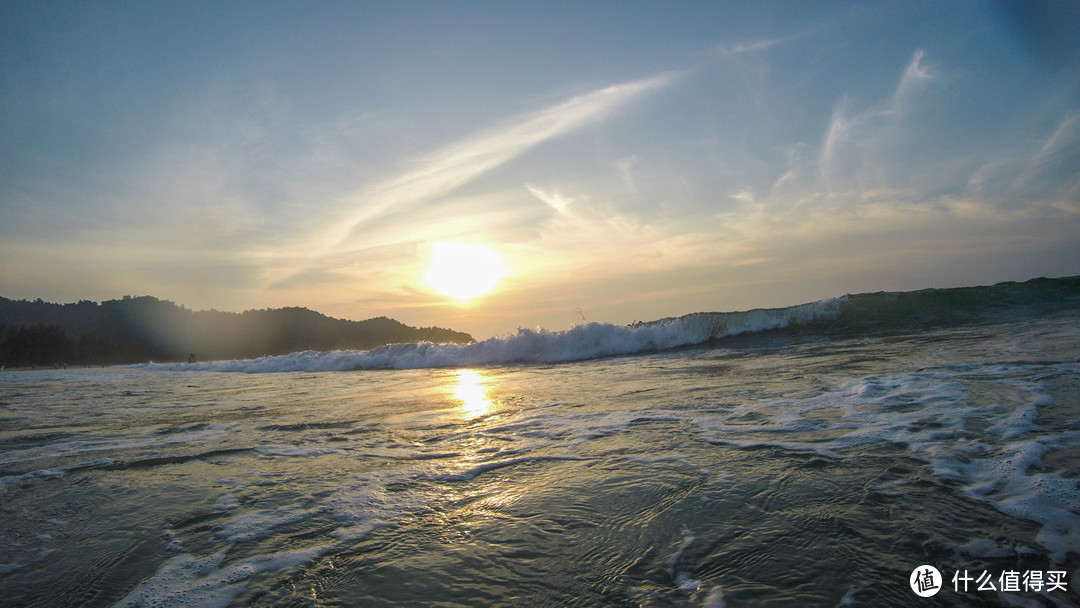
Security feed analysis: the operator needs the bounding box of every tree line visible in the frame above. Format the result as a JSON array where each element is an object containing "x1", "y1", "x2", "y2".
[{"x1": 0, "y1": 296, "x2": 474, "y2": 368}]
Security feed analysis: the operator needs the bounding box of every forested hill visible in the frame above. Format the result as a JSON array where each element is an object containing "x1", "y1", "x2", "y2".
[{"x1": 0, "y1": 296, "x2": 474, "y2": 367}]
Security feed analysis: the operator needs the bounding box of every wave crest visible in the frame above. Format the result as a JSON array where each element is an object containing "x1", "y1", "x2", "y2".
[{"x1": 136, "y1": 298, "x2": 845, "y2": 373}]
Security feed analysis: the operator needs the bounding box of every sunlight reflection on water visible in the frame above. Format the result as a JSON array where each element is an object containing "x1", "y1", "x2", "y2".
[{"x1": 452, "y1": 369, "x2": 494, "y2": 419}]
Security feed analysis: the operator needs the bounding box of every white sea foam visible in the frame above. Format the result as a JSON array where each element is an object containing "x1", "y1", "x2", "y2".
[
  {"x1": 119, "y1": 470, "x2": 414, "y2": 607},
  {"x1": 215, "y1": 505, "x2": 322, "y2": 543},
  {"x1": 692, "y1": 363, "x2": 1080, "y2": 565},
  {"x1": 112, "y1": 546, "x2": 331, "y2": 608},
  {"x1": 667, "y1": 526, "x2": 696, "y2": 579},
  {"x1": 134, "y1": 298, "x2": 845, "y2": 373}
]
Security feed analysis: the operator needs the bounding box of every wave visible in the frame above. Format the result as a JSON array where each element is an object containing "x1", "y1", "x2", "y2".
[
  {"x1": 134, "y1": 275, "x2": 1080, "y2": 373},
  {"x1": 136, "y1": 298, "x2": 844, "y2": 372}
]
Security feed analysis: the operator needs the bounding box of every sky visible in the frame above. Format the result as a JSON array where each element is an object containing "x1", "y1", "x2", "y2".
[{"x1": 2, "y1": 1, "x2": 1079, "y2": 339}]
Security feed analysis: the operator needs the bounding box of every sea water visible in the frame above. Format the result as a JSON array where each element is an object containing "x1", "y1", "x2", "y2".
[{"x1": 1, "y1": 281, "x2": 1079, "y2": 607}]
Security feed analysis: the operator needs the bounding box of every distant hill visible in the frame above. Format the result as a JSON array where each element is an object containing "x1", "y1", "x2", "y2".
[{"x1": 0, "y1": 296, "x2": 473, "y2": 367}]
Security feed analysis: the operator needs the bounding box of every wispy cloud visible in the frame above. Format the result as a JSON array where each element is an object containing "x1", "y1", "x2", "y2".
[
  {"x1": 713, "y1": 37, "x2": 790, "y2": 57},
  {"x1": 264, "y1": 73, "x2": 677, "y2": 288},
  {"x1": 1021, "y1": 113, "x2": 1080, "y2": 196},
  {"x1": 503, "y1": 49, "x2": 961, "y2": 308},
  {"x1": 814, "y1": 49, "x2": 939, "y2": 194},
  {"x1": 525, "y1": 185, "x2": 573, "y2": 214},
  {"x1": 818, "y1": 95, "x2": 855, "y2": 190},
  {"x1": 892, "y1": 49, "x2": 938, "y2": 104},
  {"x1": 967, "y1": 112, "x2": 1080, "y2": 204},
  {"x1": 709, "y1": 27, "x2": 819, "y2": 59},
  {"x1": 688, "y1": 47, "x2": 1080, "y2": 297}
]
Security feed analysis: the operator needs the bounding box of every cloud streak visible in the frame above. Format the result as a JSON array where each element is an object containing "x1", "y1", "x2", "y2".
[
  {"x1": 505, "y1": 46, "x2": 1079, "y2": 325},
  {"x1": 809, "y1": 49, "x2": 940, "y2": 194},
  {"x1": 264, "y1": 73, "x2": 677, "y2": 288}
]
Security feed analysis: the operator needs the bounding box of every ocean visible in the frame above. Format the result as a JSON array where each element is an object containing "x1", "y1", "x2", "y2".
[{"x1": 1, "y1": 278, "x2": 1078, "y2": 607}]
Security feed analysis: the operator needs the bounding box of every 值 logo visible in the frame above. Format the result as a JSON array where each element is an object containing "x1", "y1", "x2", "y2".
[{"x1": 910, "y1": 565, "x2": 942, "y2": 597}]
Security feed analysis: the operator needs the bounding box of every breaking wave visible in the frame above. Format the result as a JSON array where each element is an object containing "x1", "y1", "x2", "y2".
[
  {"x1": 138, "y1": 299, "x2": 844, "y2": 372},
  {"x1": 135, "y1": 276, "x2": 1080, "y2": 373}
]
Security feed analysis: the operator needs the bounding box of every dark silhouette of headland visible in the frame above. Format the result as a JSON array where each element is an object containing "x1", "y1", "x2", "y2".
[{"x1": 0, "y1": 296, "x2": 473, "y2": 368}]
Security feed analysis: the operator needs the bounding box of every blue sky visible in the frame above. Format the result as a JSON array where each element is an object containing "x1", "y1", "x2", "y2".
[{"x1": 2, "y1": 1, "x2": 1078, "y2": 338}]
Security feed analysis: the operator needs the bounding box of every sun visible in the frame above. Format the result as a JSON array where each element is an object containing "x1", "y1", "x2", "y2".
[{"x1": 425, "y1": 241, "x2": 503, "y2": 301}]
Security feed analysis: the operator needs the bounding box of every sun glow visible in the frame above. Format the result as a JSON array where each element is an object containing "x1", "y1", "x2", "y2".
[{"x1": 425, "y1": 241, "x2": 503, "y2": 301}]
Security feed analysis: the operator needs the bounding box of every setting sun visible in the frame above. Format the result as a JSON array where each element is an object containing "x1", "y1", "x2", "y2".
[{"x1": 425, "y1": 241, "x2": 503, "y2": 301}]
